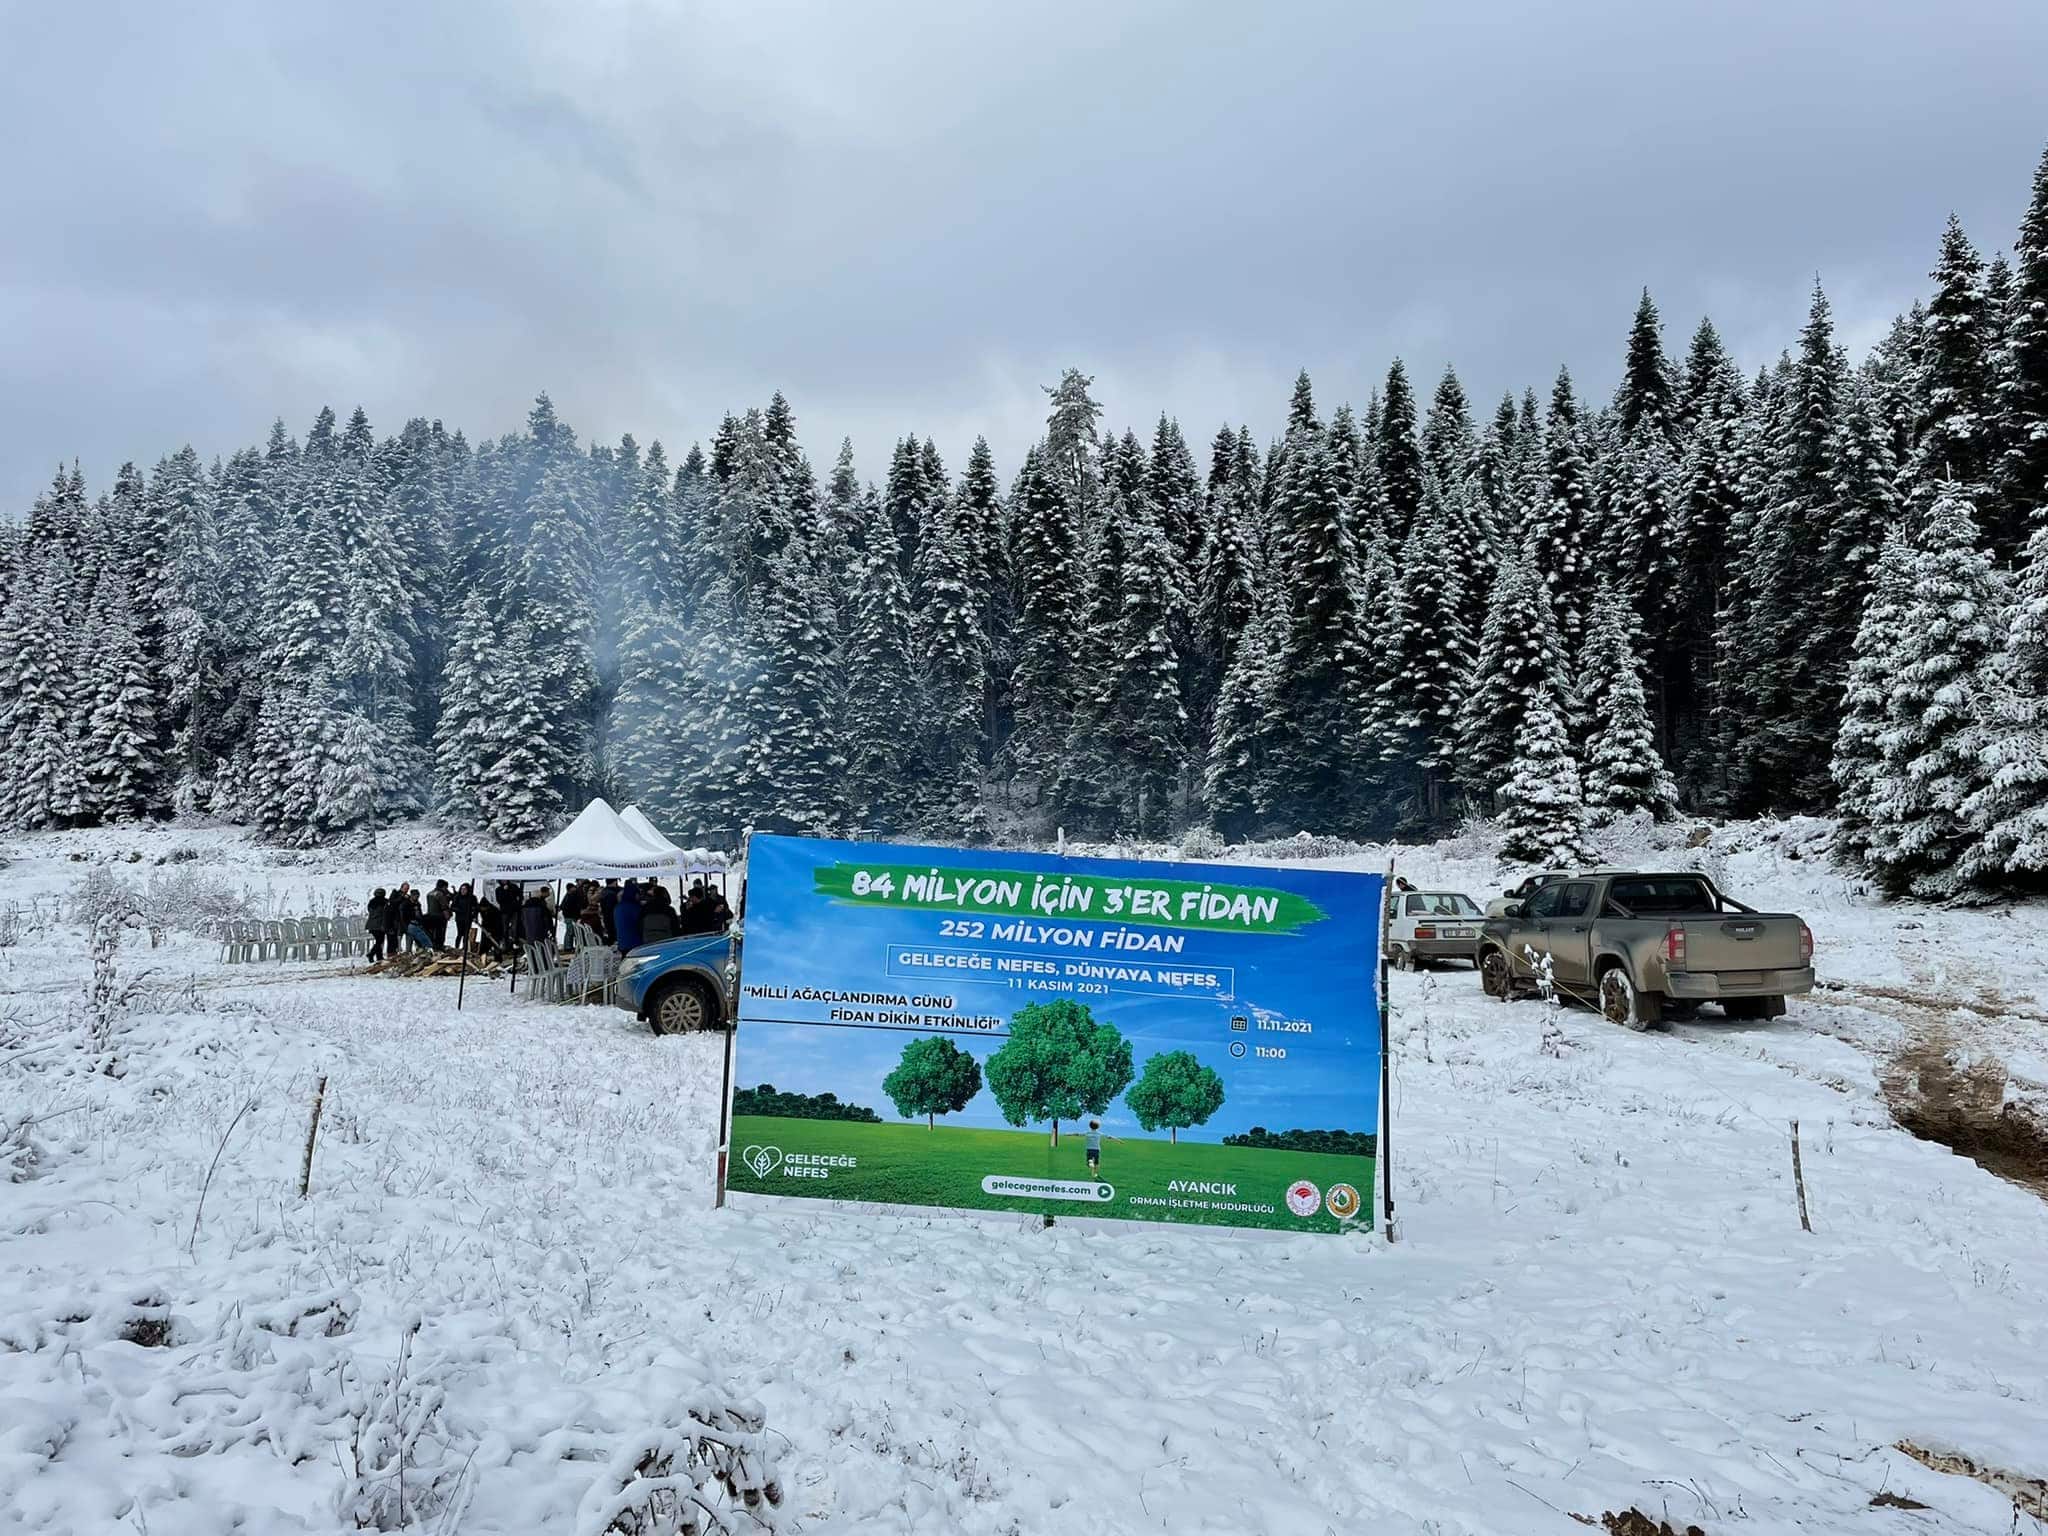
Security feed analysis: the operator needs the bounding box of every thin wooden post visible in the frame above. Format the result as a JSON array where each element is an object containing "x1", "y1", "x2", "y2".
[
  {"x1": 1380, "y1": 856, "x2": 1396, "y2": 1242},
  {"x1": 1790, "y1": 1119, "x2": 1812, "y2": 1232},
  {"x1": 299, "y1": 1075, "x2": 329, "y2": 1198}
]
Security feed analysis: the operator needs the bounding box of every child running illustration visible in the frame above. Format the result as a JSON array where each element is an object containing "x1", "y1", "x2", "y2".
[{"x1": 1081, "y1": 1119, "x2": 1121, "y2": 1173}]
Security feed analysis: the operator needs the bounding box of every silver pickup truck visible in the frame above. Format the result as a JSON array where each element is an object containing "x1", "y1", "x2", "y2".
[{"x1": 1477, "y1": 871, "x2": 1814, "y2": 1029}]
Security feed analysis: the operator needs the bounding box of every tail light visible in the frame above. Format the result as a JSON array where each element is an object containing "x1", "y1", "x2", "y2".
[
  {"x1": 1799, "y1": 922, "x2": 1813, "y2": 965},
  {"x1": 1415, "y1": 926, "x2": 1436, "y2": 940},
  {"x1": 1664, "y1": 923, "x2": 1687, "y2": 967}
]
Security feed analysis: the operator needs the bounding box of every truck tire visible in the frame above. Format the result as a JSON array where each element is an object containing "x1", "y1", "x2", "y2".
[
  {"x1": 647, "y1": 975, "x2": 721, "y2": 1036},
  {"x1": 1598, "y1": 966, "x2": 1662, "y2": 1031},
  {"x1": 1480, "y1": 947, "x2": 1516, "y2": 1002}
]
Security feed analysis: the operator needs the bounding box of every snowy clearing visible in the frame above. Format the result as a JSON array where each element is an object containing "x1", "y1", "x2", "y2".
[{"x1": 3, "y1": 819, "x2": 2046, "y2": 1534}]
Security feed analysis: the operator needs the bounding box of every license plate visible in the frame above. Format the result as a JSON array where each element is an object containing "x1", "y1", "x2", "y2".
[
  {"x1": 1720, "y1": 971, "x2": 1763, "y2": 987},
  {"x1": 1441, "y1": 927, "x2": 1473, "y2": 939}
]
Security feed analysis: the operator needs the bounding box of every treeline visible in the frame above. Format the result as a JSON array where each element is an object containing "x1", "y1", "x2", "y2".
[
  {"x1": 733, "y1": 1085, "x2": 882, "y2": 1124},
  {"x1": 1222, "y1": 1128, "x2": 1378, "y2": 1157},
  {"x1": 1, "y1": 148, "x2": 2044, "y2": 900}
]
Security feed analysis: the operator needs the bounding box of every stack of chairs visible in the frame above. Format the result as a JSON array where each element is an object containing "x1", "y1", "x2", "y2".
[
  {"x1": 522, "y1": 941, "x2": 568, "y2": 1001},
  {"x1": 564, "y1": 923, "x2": 619, "y2": 1004}
]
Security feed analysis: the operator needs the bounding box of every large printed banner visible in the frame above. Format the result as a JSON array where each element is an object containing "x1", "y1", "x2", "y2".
[{"x1": 726, "y1": 835, "x2": 1383, "y2": 1235}]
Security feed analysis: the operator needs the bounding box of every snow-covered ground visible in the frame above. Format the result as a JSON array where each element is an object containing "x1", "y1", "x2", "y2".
[{"x1": 3, "y1": 819, "x2": 2046, "y2": 1534}]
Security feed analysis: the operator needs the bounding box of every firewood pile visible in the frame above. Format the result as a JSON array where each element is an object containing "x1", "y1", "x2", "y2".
[{"x1": 367, "y1": 949, "x2": 508, "y2": 979}]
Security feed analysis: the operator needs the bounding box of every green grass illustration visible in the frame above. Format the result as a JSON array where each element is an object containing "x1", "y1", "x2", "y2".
[{"x1": 728, "y1": 1114, "x2": 1372, "y2": 1234}]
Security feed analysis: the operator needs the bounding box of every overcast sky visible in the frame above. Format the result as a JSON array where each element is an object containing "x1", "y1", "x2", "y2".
[{"x1": 5, "y1": 0, "x2": 2046, "y2": 512}]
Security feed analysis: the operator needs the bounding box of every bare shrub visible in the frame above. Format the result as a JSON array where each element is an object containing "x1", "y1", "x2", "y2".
[
  {"x1": 334, "y1": 1319, "x2": 472, "y2": 1532},
  {"x1": 577, "y1": 1398, "x2": 785, "y2": 1536}
]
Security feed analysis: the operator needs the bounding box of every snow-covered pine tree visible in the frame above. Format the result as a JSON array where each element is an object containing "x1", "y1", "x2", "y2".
[
  {"x1": 1831, "y1": 525, "x2": 1914, "y2": 871},
  {"x1": 432, "y1": 590, "x2": 500, "y2": 824},
  {"x1": 738, "y1": 523, "x2": 846, "y2": 835},
  {"x1": 1455, "y1": 538, "x2": 1570, "y2": 811},
  {"x1": 1375, "y1": 359, "x2": 1425, "y2": 545},
  {"x1": 841, "y1": 492, "x2": 923, "y2": 830},
  {"x1": 1005, "y1": 445, "x2": 1077, "y2": 777},
  {"x1": 615, "y1": 439, "x2": 682, "y2": 614},
  {"x1": 1191, "y1": 427, "x2": 1257, "y2": 740},
  {"x1": 913, "y1": 482, "x2": 991, "y2": 840},
  {"x1": 1996, "y1": 145, "x2": 2048, "y2": 552},
  {"x1": 1614, "y1": 288, "x2": 1675, "y2": 441},
  {"x1": 1498, "y1": 680, "x2": 1592, "y2": 867},
  {"x1": 1915, "y1": 215, "x2": 1995, "y2": 511},
  {"x1": 485, "y1": 626, "x2": 563, "y2": 844},
  {"x1": 0, "y1": 550, "x2": 80, "y2": 830},
  {"x1": 1861, "y1": 487, "x2": 2006, "y2": 899},
  {"x1": 82, "y1": 578, "x2": 162, "y2": 823},
  {"x1": 336, "y1": 494, "x2": 424, "y2": 825},
  {"x1": 1379, "y1": 485, "x2": 1473, "y2": 823},
  {"x1": 1204, "y1": 591, "x2": 1284, "y2": 840},
  {"x1": 1258, "y1": 410, "x2": 1377, "y2": 834},
  {"x1": 1958, "y1": 518, "x2": 2048, "y2": 891},
  {"x1": 1579, "y1": 578, "x2": 1679, "y2": 823},
  {"x1": 1051, "y1": 482, "x2": 1134, "y2": 833},
  {"x1": 1529, "y1": 368, "x2": 1593, "y2": 655},
  {"x1": 1721, "y1": 284, "x2": 1848, "y2": 812}
]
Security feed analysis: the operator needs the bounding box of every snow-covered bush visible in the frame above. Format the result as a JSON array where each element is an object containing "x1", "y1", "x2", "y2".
[
  {"x1": 576, "y1": 1397, "x2": 785, "y2": 1536},
  {"x1": 138, "y1": 864, "x2": 256, "y2": 944},
  {"x1": 333, "y1": 1318, "x2": 472, "y2": 1532}
]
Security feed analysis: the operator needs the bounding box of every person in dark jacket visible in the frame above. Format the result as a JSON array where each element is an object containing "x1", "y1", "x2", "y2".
[
  {"x1": 366, "y1": 889, "x2": 390, "y2": 962},
  {"x1": 599, "y1": 879, "x2": 621, "y2": 943},
  {"x1": 640, "y1": 884, "x2": 677, "y2": 945},
  {"x1": 707, "y1": 887, "x2": 734, "y2": 933},
  {"x1": 613, "y1": 881, "x2": 644, "y2": 953},
  {"x1": 476, "y1": 894, "x2": 502, "y2": 956},
  {"x1": 678, "y1": 882, "x2": 710, "y2": 936},
  {"x1": 425, "y1": 880, "x2": 452, "y2": 950},
  {"x1": 520, "y1": 891, "x2": 551, "y2": 946},
  {"x1": 389, "y1": 883, "x2": 418, "y2": 952},
  {"x1": 452, "y1": 883, "x2": 478, "y2": 950},
  {"x1": 496, "y1": 881, "x2": 522, "y2": 927}
]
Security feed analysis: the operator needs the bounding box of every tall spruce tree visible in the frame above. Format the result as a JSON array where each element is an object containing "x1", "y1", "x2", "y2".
[
  {"x1": 1831, "y1": 525, "x2": 1914, "y2": 871},
  {"x1": 1959, "y1": 518, "x2": 2048, "y2": 890},
  {"x1": 1615, "y1": 288, "x2": 1675, "y2": 440},
  {"x1": 1579, "y1": 579, "x2": 1679, "y2": 822},
  {"x1": 1916, "y1": 215, "x2": 1995, "y2": 507},
  {"x1": 1861, "y1": 488, "x2": 2006, "y2": 899},
  {"x1": 1996, "y1": 146, "x2": 2048, "y2": 550}
]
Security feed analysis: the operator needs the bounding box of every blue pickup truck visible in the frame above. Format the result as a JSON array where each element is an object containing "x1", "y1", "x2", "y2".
[{"x1": 612, "y1": 930, "x2": 738, "y2": 1034}]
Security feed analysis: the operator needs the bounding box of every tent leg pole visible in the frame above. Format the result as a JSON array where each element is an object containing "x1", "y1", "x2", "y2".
[{"x1": 457, "y1": 928, "x2": 469, "y2": 1010}]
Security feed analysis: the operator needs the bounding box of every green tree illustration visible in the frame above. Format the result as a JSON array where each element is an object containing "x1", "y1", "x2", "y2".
[
  {"x1": 984, "y1": 1000, "x2": 1134, "y2": 1146},
  {"x1": 881, "y1": 1035, "x2": 983, "y2": 1128},
  {"x1": 1124, "y1": 1050, "x2": 1226, "y2": 1144}
]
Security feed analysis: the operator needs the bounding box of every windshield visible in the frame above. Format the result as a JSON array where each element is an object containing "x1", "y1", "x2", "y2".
[{"x1": 1407, "y1": 893, "x2": 1480, "y2": 916}]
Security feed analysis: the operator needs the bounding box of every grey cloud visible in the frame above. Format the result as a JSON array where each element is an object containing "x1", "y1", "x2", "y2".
[{"x1": 4, "y1": 0, "x2": 2045, "y2": 509}]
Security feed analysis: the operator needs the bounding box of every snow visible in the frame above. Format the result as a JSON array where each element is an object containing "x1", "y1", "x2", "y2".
[{"x1": 3, "y1": 818, "x2": 2046, "y2": 1534}]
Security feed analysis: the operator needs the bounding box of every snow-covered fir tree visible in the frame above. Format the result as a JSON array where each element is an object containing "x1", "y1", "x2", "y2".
[
  {"x1": 1578, "y1": 579, "x2": 1680, "y2": 823},
  {"x1": 1860, "y1": 487, "x2": 2006, "y2": 899}
]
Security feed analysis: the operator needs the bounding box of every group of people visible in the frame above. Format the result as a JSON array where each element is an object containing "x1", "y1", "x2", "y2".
[
  {"x1": 364, "y1": 879, "x2": 476, "y2": 961},
  {"x1": 364, "y1": 874, "x2": 733, "y2": 965}
]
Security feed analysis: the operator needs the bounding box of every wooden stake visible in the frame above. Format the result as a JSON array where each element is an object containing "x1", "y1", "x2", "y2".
[
  {"x1": 1790, "y1": 1118, "x2": 1812, "y2": 1233},
  {"x1": 299, "y1": 1075, "x2": 328, "y2": 1199}
]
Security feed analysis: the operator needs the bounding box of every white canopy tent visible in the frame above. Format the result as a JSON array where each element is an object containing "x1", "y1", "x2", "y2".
[
  {"x1": 620, "y1": 805, "x2": 733, "y2": 887},
  {"x1": 470, "y1": 797, "x2": 688, "y2": 885}
]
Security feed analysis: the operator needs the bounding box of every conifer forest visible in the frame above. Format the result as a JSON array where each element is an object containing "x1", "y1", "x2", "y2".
[{"x1": 5, "y1": 144, "x2": 2047, "y2": 903}]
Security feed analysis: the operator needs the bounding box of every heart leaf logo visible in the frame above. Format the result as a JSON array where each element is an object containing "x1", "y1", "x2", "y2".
[{"x1": 743, "y1": 1145, "x2": 783, "y2": 1179}]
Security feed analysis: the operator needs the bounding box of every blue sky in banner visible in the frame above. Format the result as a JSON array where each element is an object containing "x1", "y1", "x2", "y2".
[{"x1": 736, "y1": 836, "x2": 1382, "y2": 1143}]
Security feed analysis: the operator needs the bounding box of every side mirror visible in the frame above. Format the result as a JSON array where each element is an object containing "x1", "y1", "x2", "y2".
[{"x1": 1503, "y1": 902, "x2": 1526, "y2": 919}]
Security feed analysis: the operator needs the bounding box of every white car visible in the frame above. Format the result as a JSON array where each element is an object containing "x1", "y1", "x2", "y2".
[{"x1": 1385, "y1": 890, "x2": 1485, "y2": 969}]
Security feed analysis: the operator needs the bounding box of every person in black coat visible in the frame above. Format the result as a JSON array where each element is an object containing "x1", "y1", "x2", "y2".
[
  {"x1": 599, "y1": 879, "x2": 621, "y2": 943},
  {"x1": 425, "y1": 880, "x2": 453, "y2": 950},
  {"x1": 519, "y1": 891, "x2": 551, "y2": 946},
  {"x1": 452, "y1": 882, "x2": 479, "y2": 949},
  {"x1": 366, "y1": 888, "x2": 390, "y2": 962}
]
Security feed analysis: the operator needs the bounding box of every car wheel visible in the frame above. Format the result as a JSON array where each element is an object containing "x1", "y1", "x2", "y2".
[
  {"x1": 1480, "y1": 948, "x2": 1514, "y2": 1001},
  {"x1": 1391, "y1": 945, "x2": 1415, "y2": 972},
  {"x1": 1599, "y1": 967, "x2": 1661, "y2": 1031},
  {"x1": 648, "y1": 976, "x2": 718, "y2": 1035}
]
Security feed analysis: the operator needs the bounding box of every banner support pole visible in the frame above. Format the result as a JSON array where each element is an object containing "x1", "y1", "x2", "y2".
[
  {"x1": 1380, "y1": 851, "x2": 1397, "y2": 1243},
  {"x1": 714, "y1": 830, "x2": 752, "y2": 1210}
]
